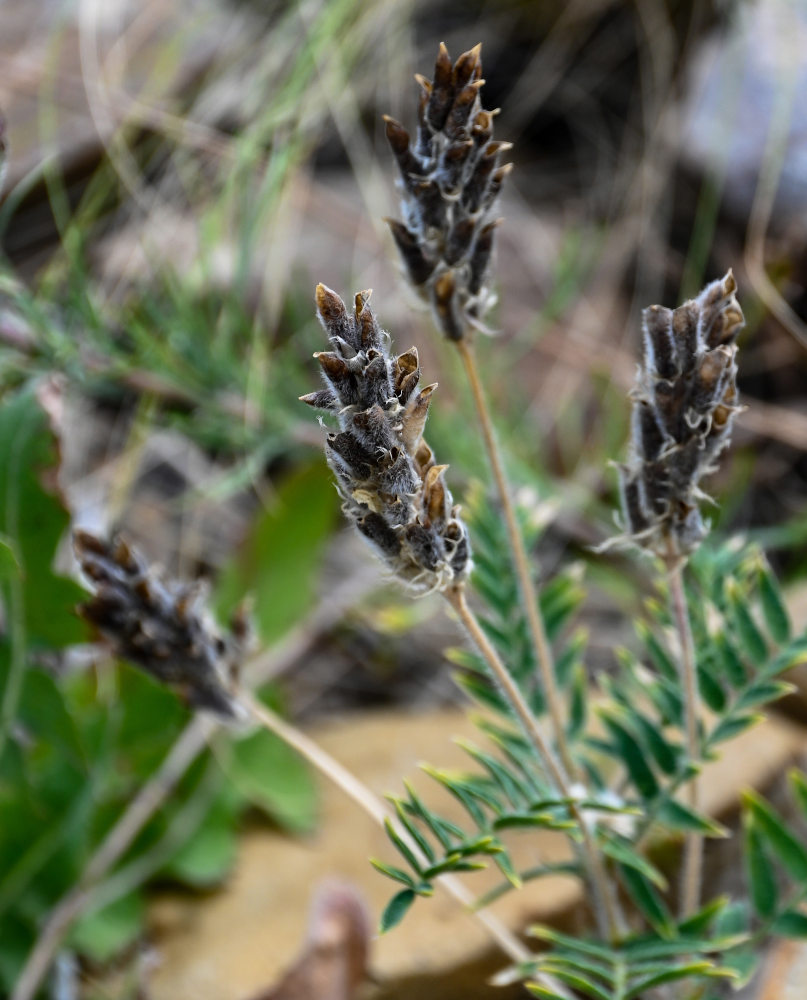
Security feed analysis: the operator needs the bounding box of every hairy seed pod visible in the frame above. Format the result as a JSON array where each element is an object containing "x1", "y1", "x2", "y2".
[
  {"x1": 74, "y1": 531, "x2": 246, "y2": 719},
  {"x1": 617, "y1": 272, "x2": 744, "y2": 557},
  {"x1": 384, "y1": 43, "x2": 509, "y2": 340},
  {"x1": 303, "y1": 285, "x2": 471, "y2": 592}
]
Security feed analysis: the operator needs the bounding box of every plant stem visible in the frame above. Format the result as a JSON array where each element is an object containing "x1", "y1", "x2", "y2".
[
  {"x1": 445, "y1": 584, "x2": 622, "y2": 942},
  {"x1": 666, "y1": 556, "x2": 702, "y2": 918},
  {"x1": 243, "y1": 693, "x2": 536, "y2": 968},
  {"x1": 454, "y1": 336, "x2": 577, "y2": 782}
]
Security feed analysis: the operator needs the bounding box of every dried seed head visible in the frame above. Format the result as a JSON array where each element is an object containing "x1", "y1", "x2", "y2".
[
  {"x1": 74, "y1": 530, "x2": 247, "y2": 719},
  {"x1": 384, "y1": 43, "x2": 509, "y2": 340},
  {"x1": 616, "y1": 271, "x2": 744, "y2": 558},
  {"x1": 304, "y1": 285, "x2": 471, "y2": 592}
]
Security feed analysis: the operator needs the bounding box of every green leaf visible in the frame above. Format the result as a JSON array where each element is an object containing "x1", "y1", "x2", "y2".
[
  {"x1": 215, "y1": 460, "x2": 339, "y2": 643},
  {"x1": 716, "y1": 633, "x2": 746, "y2": 687},
  {"x1": 0, "y1": 536, "x2": 19, "y2": 579},
  {"x1": 697, "y1": 666, "x2": 726, "y2": 712},
  {"x1": 744, "y1": 817, "x2": 778, "y2": 918},
  {"x1": 162, "y1": 803, "x2": 237, "y2": 887},
  {"x1": 529, "y1": 927, "x2": 616, "y2": 962},
  {"x1": 618, "y1": 864, "x2": 675, "y2": 937},
  {"x1": 631, "y1": 712, "x2": 678, "y2": 775},
  {"x1": 600, "y1": 834, "x2": 667, "y2": 888},
  {"x1": 625, "y1": 962, "x2": 723, "y2": 998},
  {"x1": 678, "y1": 896, "x2": 729, "y2": 937},
  {"x1": 735, "y1": 680, "x2": 793, "y2": 713},
  {"x1": 389, "y1": 798, "x2": 435, "y2": 862},
  {"x1": 600, "y1": 712, "x2": 658, "y2": 799},
  {"x1": 492, "y1": 812, "x2": 573, "y2": 832},
  {"x1": 636, "y1": 621, "x2": 677, "y2": 680},
  {"x1": 228, "y1": 724, "x2": 317, "y2": 832},
  {"x1": 657, "y1": 799, "x2": 728, "y2": 837},
  {"x1": 772, "y1": 910, "x2": 807, "y2": 937},
  {"x1": 536, "y1": 954, "x2": 613, "y2": 986},
  {"x1": 370, "y1": 859, "x2": 416, "y2": 888},
  {"x1": 757, "y1": 563, "x2": 791, "y2": 644},
  {"x1": 526, "y1": 987, "x2": 570, "y2": 1000},
  {"x1": 728, "y1": 583, "x2": 768, "y2": 664},
  {"x1": 710, "y1": 712, "x2": 762, "y2": 745},
  {"x1": 456, "y1": 741, "x2": 528, "y2": 807},
  {"x1": 379, "y1": 888, "x2": 416, "y2": 933},
  {"x1": 534, "y1": 967, "x2": 611, "y2": 1000},
  {"x1": 568, "y1": 664, "x2": 587, "y2": 740},
  {"x1": 69, "y1": 892, "x2": 145, "y2": 963},
  {"x1": 743, "y1": 790, "x2": 807, "y2": 881},
  {"x1": 789, "y1": 769, "x2": 807, "y2": 821},
  {"x1": 0, "y1": 389, "x2": 88, "y2": 647},
  {"x1": 714, "y1": 900, "x2": 750, "y2": 938},
  {"x1": 384, "y1": 818, "x2": 424, "y2": 876}
]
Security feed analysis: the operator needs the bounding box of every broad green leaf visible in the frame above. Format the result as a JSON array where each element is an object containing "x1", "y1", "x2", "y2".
[
  {"x1": 0, "y1": 389, "x2": 88, "y2": 647},
  {"x1": 743, "y1": 790, "x2": 807, "y2": 881},
  {"x1": 215, "y1": 460, "x2": 339, "y2": 643},
  {"x1": 744, "y1": 817, "x2": 778, "y2": 918},
  {"x1": 228, "y1": 724, "x2": 317, "y2": 832},
  {"x1": 162, "y1": 795, "x2": 238, "y2": 887},
  {"x1": 0, "y1": 916, "x2": 35, "y2": 995},
  {"x1": 771, "y1": 910, "x2": 807, "y2": 938},
  {"x1": 379, "y1": 888, "x2": 416, "y2": 933},
  {"x1": 69, "y1": 891, "x2": 145, "y2": 963}
]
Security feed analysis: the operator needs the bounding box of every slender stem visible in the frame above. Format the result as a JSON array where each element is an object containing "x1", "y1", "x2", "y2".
[
  {"x1": 243, "y1": 693, "x2": 536, "y2": 968},
  {"x1": 445, "y1": 584, "x2": 622, "y2": 942},
  {"x1": 666, "y1": 557, "x2": 702, "y2": 918},
  {"x1": 454, "y1": 337, "x2": 577, "y2": 782}
]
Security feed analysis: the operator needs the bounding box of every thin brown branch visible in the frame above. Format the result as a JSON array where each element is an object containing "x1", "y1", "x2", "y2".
[
  {"x1": 453, "y1": 336, "x2": 578, "y2": 782},
  {"x1": 445, "y1": 583, "x2": 622, "y2": 942},
  {"x1": 666, "y1": 556, "x2": 702, "y2": 918}
]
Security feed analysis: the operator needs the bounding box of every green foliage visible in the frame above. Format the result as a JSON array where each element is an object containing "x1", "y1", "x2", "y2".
[
  {"x1": 376, "y1": 487, "x2": 807, "y2": 997},
  {"x1": 522, "y1": 925, "x2": 738, "y2": 1000},
  {"x1": 0, "y1": 389, "x2": 324, "y2": 992},
  {"x1": 215, "y1": 459, "x2": 339, "y2": 644}
]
